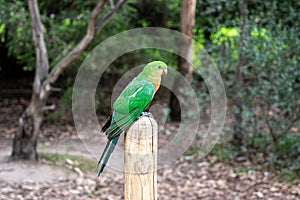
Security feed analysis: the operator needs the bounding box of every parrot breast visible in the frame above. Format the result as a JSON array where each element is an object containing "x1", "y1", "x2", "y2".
[
  {"x1": 147, "y1": 76, "x2": 161, "y2": 92},
  {"x1": 153, "y1": 82, "x2": 160, "y2": 92}
]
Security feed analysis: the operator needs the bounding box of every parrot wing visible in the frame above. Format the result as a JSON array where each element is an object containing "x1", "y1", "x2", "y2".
[{"x1": 106, "y1": 79, "x2": 155, "y2": 140}]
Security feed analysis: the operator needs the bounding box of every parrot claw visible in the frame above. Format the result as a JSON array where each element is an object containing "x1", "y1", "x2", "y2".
[{"x1": 140, "y1": 112, "x2": 153, "y2": 118}]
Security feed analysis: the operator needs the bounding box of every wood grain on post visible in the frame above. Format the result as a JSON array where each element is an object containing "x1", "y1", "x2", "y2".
[{"x1": 124, "y1": 116, "x2": 158, "y2": 200}]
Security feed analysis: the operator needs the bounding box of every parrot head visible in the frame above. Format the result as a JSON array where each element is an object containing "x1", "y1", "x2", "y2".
[
  {"x1": 138, "y1": 61, "x2": 167, "y2": 91},
  {"x1": 141, "y1": 61, "x2": 168, "y2": 77}
]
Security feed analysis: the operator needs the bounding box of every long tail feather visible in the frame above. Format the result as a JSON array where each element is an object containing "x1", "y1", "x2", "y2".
[
  {"x1": 97, "y1": 135, "x2": 120, "y2": 177},
  {"x1": 96, "y1": 140, "x2": 110, "y2": 170},
  {"x1": 101, "y1": 114, "x2": 112, "y2": 132}
]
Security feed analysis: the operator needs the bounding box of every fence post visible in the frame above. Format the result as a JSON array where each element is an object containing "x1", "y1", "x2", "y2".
[{"x1": 124, "y1": 116, "x2": 158, "y2": 200}]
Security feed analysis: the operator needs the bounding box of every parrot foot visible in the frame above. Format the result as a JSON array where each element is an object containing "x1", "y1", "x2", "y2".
[{"x1": 140, "y1": 112, "x2": 153, "y2": 118}]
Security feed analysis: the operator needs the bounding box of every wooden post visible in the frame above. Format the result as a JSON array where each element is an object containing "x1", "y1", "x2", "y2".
[{"x1": 124, "y1": 116, "x2": 158, "y2": 200}]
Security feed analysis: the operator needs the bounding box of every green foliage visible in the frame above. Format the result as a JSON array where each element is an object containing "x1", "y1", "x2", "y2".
[
  {"x1": 0, "y1": 0, "x2": 94, "y2": 71},
  {"x1": 59, "y1": 87, "x2": 73, "y2": 109},
  {"x1": 128, "y1": 0, "x2": 180, "y2": 28},
  {"x1": 85, "y1": 189, "x2": 105, "y2": 195},
  {"x1": 41, "y1": 152, "x2": 95, "y2": 172},
  {"x1": 234, "y1": 167, "x2": 247, "y2": 174},
  {"x1": 210, "y1": 143, "x2": 236, "y2": 162},
  {"x1": 0, "y1": 1, "x2": 35, "y2": 70},
  {"x1": 46, "y1": 87, "x2": 73, "y2": 122},
  {"x1": 277, "y1": 169, "x2": 298, "y2": 185},
  {"x1": 47, "y1": 84, "x2": 106, "y2": 121},
  {"x1": 193, "y1": 0, "x2": 300, "y2": 175},
  {"x1": 46, "y1": 110, "x2": 64, "y2": 123},
  {"x1": 0, "y1": 0, "x2": 181, "y2": 77},
  {"x1": 185, "y1": 146, "x2": 202, "y2": 156},
  {"x1": 273, "y1": 132, "x2": 300, "y2": 173}
]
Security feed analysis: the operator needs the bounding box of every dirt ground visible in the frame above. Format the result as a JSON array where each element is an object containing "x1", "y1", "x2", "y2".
[{"x1": 0, "y1": 99, "x2": 300, "y2": 200}]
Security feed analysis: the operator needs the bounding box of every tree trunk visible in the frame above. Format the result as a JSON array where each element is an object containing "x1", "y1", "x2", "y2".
[
  {"x1": 12, "y1": 90, "x2": 46, "y2": 161},
  {"x1": 11, "y1": 0, "x2": 49, "y2": 161},
  {"x1": 232, "y1": 0, "x2": 248, "y2": 150},
  {"x1": 169, "y1": 0, "x2": 196, "y2": 121},
  {"x1": 178, "y1": 0, "x2": 195, "y2": 81}
]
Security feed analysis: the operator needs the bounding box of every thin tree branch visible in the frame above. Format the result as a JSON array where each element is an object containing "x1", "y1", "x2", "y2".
[
  {"x1": 264, "y1": 114, "x2": 300, "y2": 154},
  {"x1": 50, "y1": 86, "x2": 62, "y2": 92},
  {"x1": 275, "y1": 115, "x2": 300, "y2": 141},
  {"x1": 47, "y1": 0, "x2": 106, "y2": 84},
  {"x1": 47, "y1": 0, "x2": 127, "y2": 85},
  {"x1": 45, "y1": 2, "x2": 94, "y2": 85},
  {"x1": 95, "y1": 0, "x2": 127, "y2": 34},
  {"x1": 42, "y1": 104, "x2": 56, "y2": 111}
]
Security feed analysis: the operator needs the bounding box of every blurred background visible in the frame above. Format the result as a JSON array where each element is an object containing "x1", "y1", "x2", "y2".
[{"x1": 0, "y1": 0, "x2": 299, "y2": 199}]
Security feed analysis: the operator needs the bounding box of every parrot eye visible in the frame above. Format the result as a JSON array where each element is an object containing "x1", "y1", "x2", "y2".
[{"x1": 158, "y1": 66, "x2": 162, "y2": 69}]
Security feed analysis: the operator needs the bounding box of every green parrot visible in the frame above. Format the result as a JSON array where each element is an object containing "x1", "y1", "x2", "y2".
[{"x1": 97, "y1": 61, "x2": 168, "y2": 176}]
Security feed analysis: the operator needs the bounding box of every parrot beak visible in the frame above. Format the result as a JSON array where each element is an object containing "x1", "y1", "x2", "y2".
[{"x1": 163, "y1": 67, "x2": 168, "y2": 74}]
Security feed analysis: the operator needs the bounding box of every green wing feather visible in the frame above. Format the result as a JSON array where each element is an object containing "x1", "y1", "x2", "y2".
[{"x1": 106, "y1": 79, "x2": 155, "y2": 140}]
